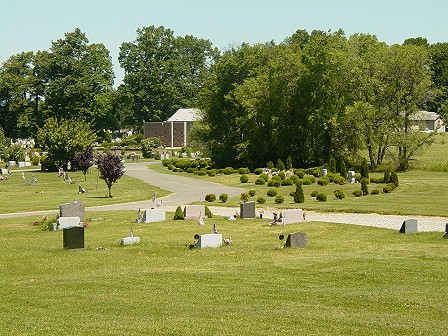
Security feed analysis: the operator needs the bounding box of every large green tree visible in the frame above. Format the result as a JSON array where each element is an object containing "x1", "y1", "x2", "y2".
[
  {"x1": 37, "y1": 118, "x2": 97, "y2": 171},
  {"x1": 118, "y1": 25, "x2": 218, "y2": 128}
]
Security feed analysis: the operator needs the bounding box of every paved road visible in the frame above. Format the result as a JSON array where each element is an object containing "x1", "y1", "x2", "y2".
[{"x1": 1, "y1": 162, "x2": 447, "y2": 232}]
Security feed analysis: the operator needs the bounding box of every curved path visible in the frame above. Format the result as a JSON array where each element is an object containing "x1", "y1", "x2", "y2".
[{"x1": 1, "y1": 162, "x2": 447, "y2": 232}]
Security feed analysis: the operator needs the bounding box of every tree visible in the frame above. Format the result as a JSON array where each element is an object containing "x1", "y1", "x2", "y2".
[
  {"x1": 293, "y1": 183, "x2": 305, "y2": 203},
  {"x1": 37, "y1": 118, "x2": 97, "y2": 171},
  {"x1": 360, "y1": 158, "x2": 369, "y2": 180},
  {"x1": 74, "y1": 147, "x2": 94, "y2": 181},
  {"x1": 0, "y1": 127, "x2": 9, "y2": 159},
  {"x1": 97, "y1": 153, "x2": 125, "y2": 197},
  {"x1": 286, "y1": 155, "x2": 293, "y2": 170},
  {"x1": 118, "y1": 25, "x2": 218, "y2": 129}
]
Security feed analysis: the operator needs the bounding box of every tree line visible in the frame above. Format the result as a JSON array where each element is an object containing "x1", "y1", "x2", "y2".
[{"x1": 0, "y1": 27, "x2": 447, "y2": 171}]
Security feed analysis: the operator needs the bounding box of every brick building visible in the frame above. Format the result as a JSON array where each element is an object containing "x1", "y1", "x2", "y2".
[{"x1": 143, "y1": 108, "x2": 201, "y2": 148}]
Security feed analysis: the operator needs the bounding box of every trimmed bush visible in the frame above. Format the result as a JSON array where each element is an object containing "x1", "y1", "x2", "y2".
[
  {"x1": 383, "y1": 183, "x2": 395, "y2": 193},
  {"x1": 240, "y1": 192, "x2": 250, "y2": 202},
  {"x1": 304, "y1": 175, "x2": 316, "y2": 183},
  {"x1": 370, "y1": 177, "x2": 384, "y2": 183},
  {"x1": 206, "y1": 169, "x2": 216, "y2": 177},
  {"x1": 334, "y1": 189, "x2": 345, "y2": 199},
  {"x1": 266, "y1": 161, "x2": 274, "y2": 169},
  {"x1": 187, "y1": 167, "x2": 196, "y2": 174},
  {"x1": 253, "y1": 168, "x2": 263, "y2": 175},
  {"x1": 255, "y1": 177, "x2": 265, "y2": 185},
  {"x1": 311, "y1": 190, "x2": 319, "y2": 197},
  {"x1": 174, "y1": 206, "x2": 184, "y2": 220},
  {"x1": 281, "y1": 178, "x2": 293, "y2": 186},
  {"x1": 248, "y1": 189, "x2": 256, "y2": 197},
  {"x1": 390, "y1": 172, "x2": 399, "y2": 187},
  {"x1": 219, "y1": 194, "x2": 228, "y2": 203},
  {"x1": 276, "y1": 159, "x2": 285, "y2": 171},
  {"x1": 162, "y1": 159, "x2": 171, "y2": 167},
  {"x1": 197, "y1": 170, "x2": 206, "y2": 176},
  {"x1": 267, "y1": 189, "x2": 277, "y2": 197},
  {"x1": 294, "y1": 184, "x2": 305, "y2": 203},
  {"x1": 383, "y1": 170, "x2": 391, "y2": 183},
  {"x1": 352, "y1": 189, "x2": 363, "y2": 197},
  {"x1": 205, "y1": 205, "x2": 213, "y2": 218},
  {"x1": 302, "y1": 178, "x2": 312, "y2": 185},
  {"x1": 260, "y1": 173, "x2": 269, "y2": 181},
  {"x1": 238, "y1": 167, "x2": 250, "y2": 174},
  {"x1": 361, "y1": 158, "x2": 370, "y2": 180},
  {"x1": 205, "y1": 194, "x2": 216, "y2": 202},
  {"x1": 371, "y1": 189, "x2": 380, "y2": 195},
  {"x1": 278, "y1": 171, "x2": 286, "y2": 180},
  {"x1": 268, "y1": 179, "x2": 281, "y2": 187},
  {"x1": 257, "y1": 196, "x2": 266, "y2": 204},
  {"x1": 293, "y1": 169, "x2": 305, "y2": 178},
  {"x1": 240, "y1": 174, "x2": 249, "y2": 183},
  {"x1": 361, "y1": 178, "x2": 369, "y2": 196},
  {"x1": 318, "y1": 177, "x2": 330, "y2": 186},
  {"x1": 275, "y1": 195, "x2": 284, "y2": 204},
  {"x1": 223, "y1": 167, "x2": 234, "y2": 175},
  {"x1": 316, "y1": 192, "x2": 327, "y2": 202}
]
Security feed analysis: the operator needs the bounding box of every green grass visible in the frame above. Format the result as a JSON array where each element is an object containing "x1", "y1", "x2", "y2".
[
  {"x1": 1, "y1": 212, "x2": 447, "y2": 335},
  {"x1": 150, "y1": 164, "x2": 448, "y2": 217},
  {"x1": 0, "y1": 168, "x2": 169, "y2": 213}
]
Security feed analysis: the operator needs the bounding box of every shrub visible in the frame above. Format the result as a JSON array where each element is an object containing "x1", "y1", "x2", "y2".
[
  {"x1": 275, "y1": 195, "x2": 284, "y2": 204},
  {"x1": 371, "y1": 189, "x2": 380, "y2": 195},
  {"x1": 248, "y1": 189, "x2": 256, "y2": 197},
  {"x1": 154, "y1": 151, "x2": 161, "y2": 160},
  {"x1": 361, "y1": 178, "x2": 369, "y2": 195},
  {"x1": 162, "y1": 159, "x2": 171, "y2": 166},
  {"x1": 240, "y1": 174, "x2": 249, "y2": 183},
  {"x1": 205, "y1": 205, "x2": 213, "y2": 218},
  {"x1": 266, "y1": 161, "x2": 274, "y2": 169},
  {"x1": 223, "y1": 167, "x2": 234, "y2": 175},
  {"x1": 281, "y1": 178, "x2": 293, "y2": 186},
  {"x1": 361, "y1": 158, "x2": 370, "y2": 180},
  {"x1": 253, "y1": 168, "x2": 263, "y2": 175},
  {"x1": 206, "y1": 169, "x2": 216, "y2": 177},
  {"x1": 383, "y1": 170, "x2": 391, "y2": 184},
  {"x1": 339, "y1": 161, "x2": 347, "y2": 178},
  {"x1": 267, "y1": 179, "x2": 281, "y2": 187},
  {"x1": 30, "y1": 155, "x2": 40, "y2": 166},
  {"x1": 278, "y1": 171, "x2": 286, "y2": 180},
  {"x1": 238, "y1": 167, "x2": 250, "y2": 174},
  {"x1": 311, "y1": 190, "x2": 319, "y2": 197},
  {"x1": 240, "y1": 192, "x2": 250, "y2": 202},
  {"x1": 304, "y1": 175, "x2": 316, "y2": 183},
  {"x1": 255, "y1": 177, "x2": 265, "y2": 185},
  {"x1": 276, "y1": 159, "x2": 285, "y2": 171},
  {"x1": 332, "y1": 174, "x2": 345, "y2": 185},
  {"x1": 257, "y1": 196, "x2": 266, "y2": 204},
  {"x1": 352, "y1": 189, "x2": 363, "y2": 197},
  {"x1": 390, "y1": 172, "x2": 399, "y2": 187},
  {"x1": 318, "y1": 177, "x2": 330, "y2": 186},
  {"x1": 174, "y1": 206, "x2": 184, "y2": 220},
  {"x1": 334, "y1": 189, "x2": 345, "y2": 199},
  {"x1": 294, "y1": 184, "x2": 305, "y2": 203},
  {"x1": 205, "y1": 194, "x2": 216, "y2": 202},
  {"x1": 219, "y1": 194, "x2": 228, "y2": 203},
  {"x1": 383, "y1": 183, "x2": 395, "y2": 193},
  {"x1": 260, "y1": 173, "x2": 269, "y2": 181},
  {"x1": 286, "y1": 155, "x2": 293, "y2": 170},
  {"x1": 290, "y1": 175, "x2": 300, "y2": 184},
  {"x1": 370, "y1": 177, "x2": 384, "y2": 183},
  {"x1": 302, "y1": 178, "x2": 312, "y2": 185},
  {"x1": 197, "y1": 170, "x2": 207, "y2": 176},
  {"x1": 316, "y1": 192, "x2": 327, "y2": 202},
  {"x1": 267, "y1": 189, "x2": 277, "y2": 197},
  {"x1": 187, "y1": 167, "x2": 196, "y2": 174},
  {"x1": 355, "y1": 173, "x2": 362, "y2": 182},
  {"x1": 293, "y1": 169, "x2": 305, "y2": 178}
]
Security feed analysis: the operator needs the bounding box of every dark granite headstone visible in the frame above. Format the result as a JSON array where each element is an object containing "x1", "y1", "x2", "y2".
[
  {"x1": 59, "y1": 200, "x2": 85, "y2": 218},
  {"x1": 285, "y1": 232, "x2": 307, "y2": 248},
  {"x1": 63, "y1": 226, "x2": 84, "y2": 249},
  {"x1": 399, "y1": 219, "x2": 417, "y2": 233},
  {"x1": 240, "y1": 201, "x2": 255, "y2": 219}
]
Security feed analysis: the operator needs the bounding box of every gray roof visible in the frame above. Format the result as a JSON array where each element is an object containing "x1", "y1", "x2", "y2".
[
  {"x1": 408, "y1": 111, "x2": 441, "y2": 121},
  {"x1": 167, "y1": 108, "x2": 201, "y2": 122}
]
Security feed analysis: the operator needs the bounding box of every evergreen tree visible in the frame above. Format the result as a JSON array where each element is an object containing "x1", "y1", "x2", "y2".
[
  {"x1": 360, "y1": 158, "x2": 369, "y2": 180},
  {"x1": 286, "y1": 155, "x2": 293, "y2": 170},
  {"x1": 293, "y1": 183, "x2": 305, "y2": 203},
  {"x1": 361, "y1": 178, "x2": 369, "y2": 196}
]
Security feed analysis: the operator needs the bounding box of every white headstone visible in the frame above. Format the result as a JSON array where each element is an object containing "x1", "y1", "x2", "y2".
[
  {"x1": 281, "y1": 209, "x2": 305, "y2": 224},
  {"x1": 120, "y1": 236, "x2": 140, "y2": 245},
  {"x1": 142, "y1": 209, "x2": 166, "y2": 223},
  {"x1": 57, "y1": 216, "x2": 81, "y2": 230},
  {"x1": 197, "y1": 234, "x2": 222, "y2": 249},
  {"x1": 347, "y1": 170, "x2": 356, "y2": 183},
  {"x1": 321, "y1": 168, "x2": 327, "y2": 176},
  {"x1": 184, "y1": 205, "x2": 205, "y2": 218}
]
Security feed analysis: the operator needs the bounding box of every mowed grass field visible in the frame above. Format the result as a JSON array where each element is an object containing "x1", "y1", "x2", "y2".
[
  {"x1": 0, "y1": 168, "x2": 169, "y2": 214},
  {"x1": 0, "y1": 212, "x2": 447, "y2": 335}
]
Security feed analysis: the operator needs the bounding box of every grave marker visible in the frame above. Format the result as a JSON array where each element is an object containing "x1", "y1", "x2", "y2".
[
  {"x1": 142, "y1": 209, "x2": 166, "y2": 223},
  {"x1": 399, "y1": 219, "x2": 418, "y2": 233},
  {"x1": 285, "y1": 232, "x2": 307, "y2": 248},
  {"x1": 240, "y1": 201, "x2": 256, "y2": 219},
  {"x1": 59, "y1": 200, "x2": 85, "y2": 218},
  {"x1": 184, "y1": 205, "x2": 205, "y2": 218},
  {"x1": 57, "y1": 216, "x2": 82, "y2": 230},
  {"x1": 347, "y1": 171, "x2": 355, "y2": 183},
  {"x1": 197, "y1": 234, "x2": 222, "y2": 249},
  {"x1": 63, "y1": 226, "x2": 84, "y2": 249}
]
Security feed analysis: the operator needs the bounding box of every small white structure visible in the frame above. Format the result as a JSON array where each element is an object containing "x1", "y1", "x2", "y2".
[
  {"x1": 142, "y1": 209, "x2": 166, "y2": 223},
  {"x1": 408, "y1": 111, "x2": 445, "y2": 132},
  {"x1": 281, "y1": 209, "x2": 305, "y2": 224},
  {"x1": 57, "y1": 217, "x2": 82, "y2": 230},
  {"x1": 197, "y1": 234, "x2": 222, "y2": 249},
  {"x1": 184, "y1": 205, "x2": 205, "y2": 219},
  {"x1": 120, "y1": 237, "x2": 141, "y2": 245}
]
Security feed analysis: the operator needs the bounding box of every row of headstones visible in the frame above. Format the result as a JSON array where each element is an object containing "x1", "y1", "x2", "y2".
[
  {"x1": 6, "y1": 160, "x2": 32, "y2": 168},
  {"x1": 321, "y1": 168, "x2": 356, "y2": 183}
]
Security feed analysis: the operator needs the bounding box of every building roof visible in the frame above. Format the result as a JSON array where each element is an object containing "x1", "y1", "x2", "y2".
[
  {"x1": 167, "y1": 108, "x2": 201, "y2": 122},
  {"x1": 408, "y1": 111, "x2": 441, "y2": 121}
]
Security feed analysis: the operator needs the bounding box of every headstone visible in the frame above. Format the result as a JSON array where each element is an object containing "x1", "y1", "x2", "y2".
[
  {"x1": 347, "y1": 170, "x2": 355, "y2": 183},
  {"x1": 240, "y1": 201, "x2": 256, "y2": 219},
  {"x1": 18, "y1": 161, "x2": 26, "y2": 168},
  {"x1": 24, "y1": 154, "x2": 30, "y2": 162},
  {"x1": 285, "y1": 232, "x2": 307, "y2": 248},
  {"x1": 142, "y1": 209, "x2": 166, "y2": 223},
  {"x1": 59, "y1": 200, "x2": 85, "y2": 218},
  {"x1": 64, "y1": 171, "x2": 69, "y2": 181},
  {"x1": 321, "y1": 168, "x2": 328, "y2": 176},
  {"x1": 8, "y1": 161, "x2": 16, "y2": 167},
  {"x1": 31, "y1": 174, "x2": 36, "y2": 184},
  {"x1": 63, "y1": 226, "x2": 84, "y2": 249},
  {"x1": 1, "y1": 168, "x2": 7, "y2": 175},
  {"x1": 281, "y1": 209, "x2": 304, "y2": 224},
  {"x1": 399, "y1": 219, "x2": 418, "y2": 233},
  {"x1": 120, "y1": 237, "x2": 140, "y2": 245},
  {"x1": 57, "y1": 216, "x2": 81, "y2": 230},
  {"x1": 183, "y1": 205, "x2": 205, "y2": 218},
  {"x1": 197, "y1": 234, "x2": 222, "y2": 249}
]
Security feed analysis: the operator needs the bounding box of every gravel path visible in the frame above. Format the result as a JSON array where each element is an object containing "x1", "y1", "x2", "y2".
[{"x1": 1, "y1": 162, "x2": 447, "y2": 232}]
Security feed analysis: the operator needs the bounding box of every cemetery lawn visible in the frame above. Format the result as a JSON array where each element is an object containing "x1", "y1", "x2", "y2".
[
  {"x1": 1, "y1": 212, "x2": 447, "y2": 335},
  {"x1": 0, "y1": 168, "x2": 169, "y2": 214},
  {"x1": 149, "y1": 164, "x2": 448, "y2": 217}
]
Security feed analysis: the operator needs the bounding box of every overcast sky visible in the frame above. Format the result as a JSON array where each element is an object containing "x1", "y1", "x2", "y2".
[{"x1": 1, "y1": 0, "x2": 447, "y2": 86}]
